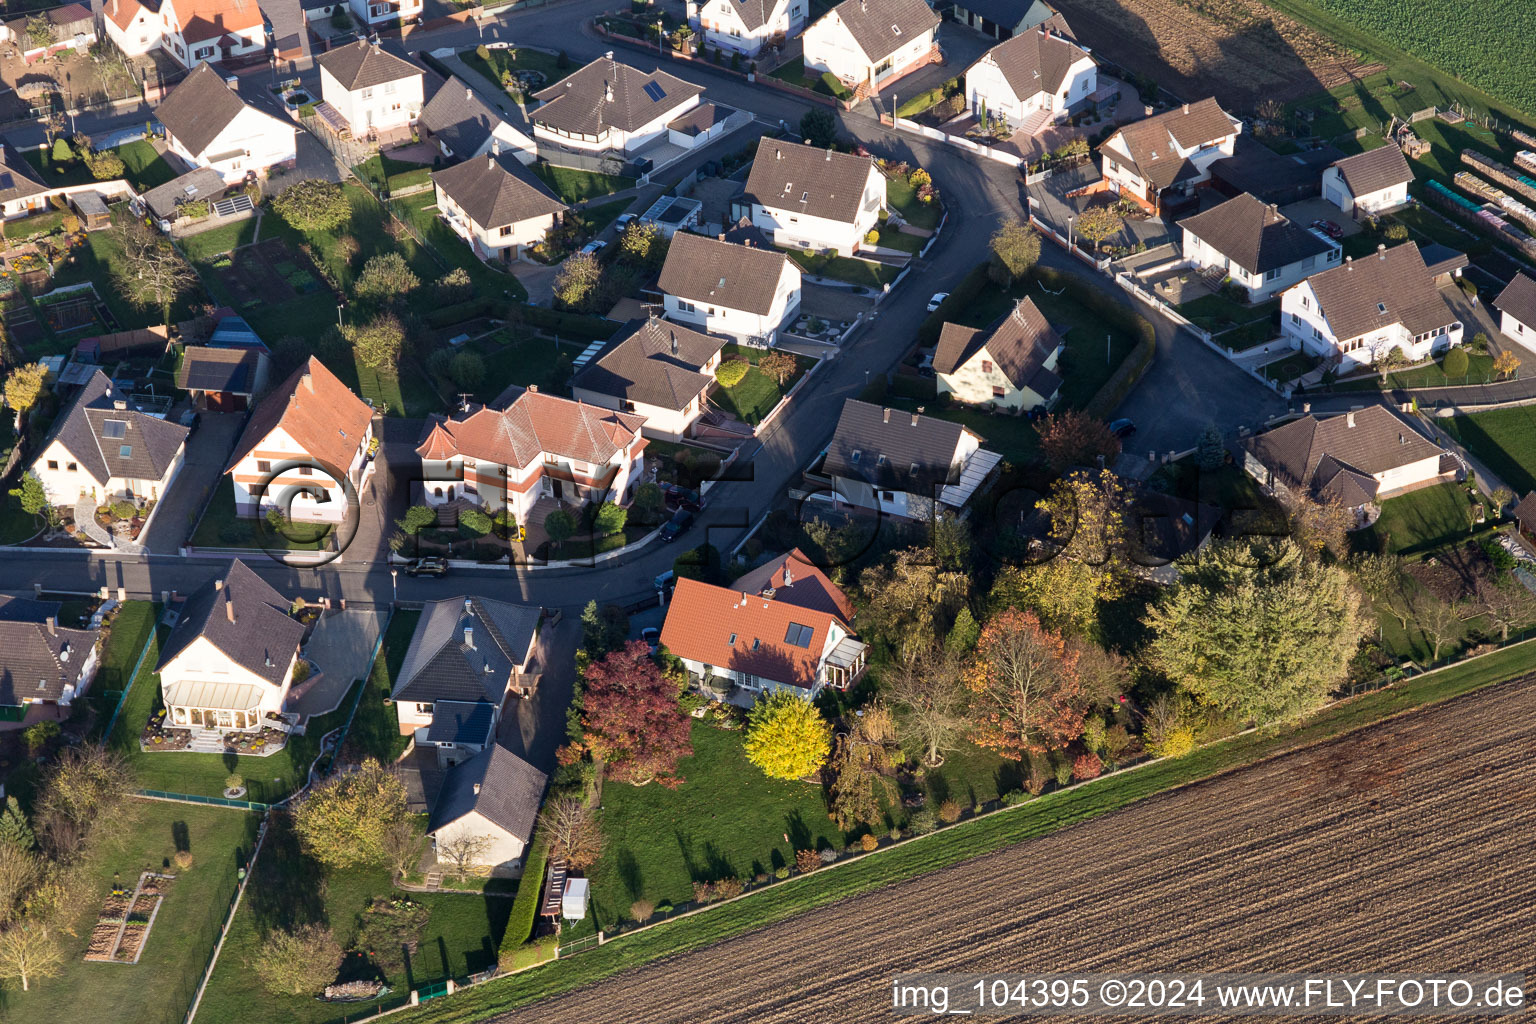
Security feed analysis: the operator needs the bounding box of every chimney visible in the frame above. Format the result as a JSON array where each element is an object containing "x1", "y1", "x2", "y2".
[
  {"x1": 718, "y1": 233, "x2": 725, "y2": 241},
  {"x1": 741, "y1": 591, "x2": 750, "y2": 605},
  {"x1": 825, "y1": 148, "x2": 832, "y2": 161},
  {"x1": 464, "y1": 626, "x2": 475, "y2": 649},
  {"x1": 113, "y1": 399, "x2": 128, "y2": 411},
  {"x1": 1183, "y1": 103, "x2": 1189, "y2": 114},
  {"x1": 45, "y1": 616, "x2": 56, "y2": 637},
  {"x1": 605, "y1": 50, "x2": 614, "y2": 59},
  {"x1": 492, "y1": 139, "x2": 501, "y2": 157},
  {"x1": 1346, "y1": 411, "x2": 1356, "y2": 428},
  {"x1": 910, "y1": 411, "x2": 920, "y2": 426},
  {"x1": 472, "y1": 782, "x2": 482, "y2": 795},
  {"x1": 882, "y1": 408, "x2": 891, "y2": 423},
  {"x1": 1345, "y1": 256, "x2": 1353, "y2": 271},
  {"x1": 300, "y1": 372, "x2": 313, "y2": 393},
  {"x1": 776, "y1": 148, "x2": 782, "y2": 160},
  {"x1": 467, "y1": 86, "x2": 473, "y2": 101},
  {"x1": 214, "y1": 578, "x2": 223, "y2": 591},
  {"x1": 225, "y1": 594, "x2": 235, "y2": 623},
  {"x1": 1378, "y1": 243, "x2": 1387, "y2": 260},
  {"x1": 527, "y1": 384, "x2": 538, "y2": 393},
  {"x1": 670, "y1": 331, "x2": 678, "y2": 355}
]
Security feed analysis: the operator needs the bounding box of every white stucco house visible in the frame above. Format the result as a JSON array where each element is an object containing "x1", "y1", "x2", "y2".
[
  {"x1": 427, "y1": 742, "x2": 547, "y2": 873},
  {"x1": 1322, "y1": 144, "x2": 1413, "y2": 219},
  {"x1": 802, "y1": 0, "x2": 941, "y2": 97},
  {"x1": 570, "y1": 316, "x2": 725, "y2": 440},
  {"x1": 419, "y1": 77, "x2": 538, "y2": 164},
  {"x1": 1493, "y1": 273, "x2": 1536, "y2": 355},
  {"x1": 1178, "y1": 192, "x2": 1341, "y2": 301},
  {"x1": 686, "y1": 0, "x2": 808, "y2": 56},
  {"x1": 657, "y1": 231, "x2": 801, "y2": 345},
  {"x1": 315, "y1": 39, "x2": 424, "y2": 138},
  {"x1": 155, "y1": 559, "x2": 306, "y2": 733},
  {"x1": 1098, "y1": 98, "x2": 1241, "y2": 213},
  {"x1": 935, "y1": 298, "x2": 1062, "y2": 411},
  {"x1": 155, "y1": 64, "x2": 298, "y2": 183},
  {"x1": 224, "y1": 357, "x2": 376, "y2": 523},
  {"x1": 1280, "y1": 243, "x2": 1464, "y2": 372},
  {"x1": 103, "y1": 0, "x2": 266, "y2": 67},
  {"x1": 0, "y1": 597, "x2": 100, "y2": 716},
  {"x1": 431, "y1": 151, "x2": 567, "y2": 262},
  {"x1": 530, "y1": 55, "x2": 703, "y2": 157},
  {"x1": 30, "y1": 371, "x2": 188, "y2": 508},
  {"x1": 963, "y1": 25, "x2": 1095, "y2": 134},
  {"x1": 347, "y1": 0, "x2": 421, "y2": 31},
  {"x1": 738, "y1": 137, "x2": 886, "y2": 256}
]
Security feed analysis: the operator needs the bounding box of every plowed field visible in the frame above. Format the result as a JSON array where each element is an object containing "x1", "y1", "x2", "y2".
[
  {"x1": 1055, "y1": 0, "x2": 1377, "y2": 107},
  {"x1": 496, "y1": 675, "x2": 1536, "y2": 1023}
]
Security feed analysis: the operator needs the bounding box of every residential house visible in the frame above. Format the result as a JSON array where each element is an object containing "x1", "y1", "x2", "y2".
[
  {"x1": 415, "y1": 387, "x2": 647, "y2": 525},
  {"x1": 315, "y1": 39, "x2": 424, "y2": 138},
  {"x1": 427, "y1": 741, "x2": 547, "y2": 872},
  {"x1": 1322, "y1": 144, "x2": 1413, "y2": 219},
  {"x1": 738, "y1": 137, "x2": 886, "y2": 256},
  {"x1": 661, "y1": 557, "x2": 868, "y2": 703},
  {"x1": 419, "y1": 77, "x2": 537, "y2": 163},
  {"x1": 224, "y1": 357, "x2": 376, "y2": 522},
  {"x1": 1242, "y1": 405, "x2": 1458, "y2": 512},
  {"x1": 963, "y1": 24, "x2": 1095, "y2": 134},
  {"x1": 530, "y1": 55, "x2": 703, "y2": 157},
  {"x1": 0, "y1": 604, "x2": 99, "y2": 717},
  {"x1": 817, "y1": 399, "x2": 1002, "y2": 518},
  {"x1": 934, "y1": 297, "x2": 1062, "y2": 411},
  {"x1": 1514, "y1": 492, "x2": 1536, "y2": 552},
  {"x1": 155, "y1": 559, "x2": 307, "y2": 733},
  {"x1": 1178, "y1": 192, "x2": 1341, "y2": 301},
  {"x1": 949, "y1": 0, "x2": 1071, "y2": 40},
  {"x1": 664, "y1": 102, "x2": 742, "y2": 149},
  {"x1": 138, "y1": 167, "x2": 228, "y2": 230},
  {"x1": 19, "y1": 4, "x2": 96, "y2": 60},
  {"x1": 1098, "y1": 98, "x2": 1242, "y2": 213},
  {"x1": 686, "y1": 0, "x2": 809, "y2": 57},
  {"x1": 1494, "y1": 273, "x2": 1536, "y2": 354},
  {"x1": 389, "y1": 595, "x2": 545, "y2": 740},
  {"x1": 657, "y1": 231, "x2": 802, "y2": 345},
  {"x1": 103, "y1": 0, "x2": 266, "y2": 68},
  {"x1": 0, "y1": 141, "x2": 53, "y2": 219},
  {"x1": 155, "y1": 63, "x2": 298, "y2": 182},
  {"x1": 347, "y1": 0, "x2": 422, "y2": 31},
  {"x1": 1280, "y1": 242, "x2": 1463, "y2": 371},
  {"x1": 570, "y1": 316, "x2": 725, "y2": 440},
  {"x1": 802, "y1": 0, "x2": 941, "y2": 97},
  {"x1": 30, "y1": 370, "x2": 188, "y2": 508},
  {"x1": 431, "y1": 150, "x2": 567, "y2": 262},
  {"x1": 176, "y1": 345, "x2": 270, "y2": 411}
]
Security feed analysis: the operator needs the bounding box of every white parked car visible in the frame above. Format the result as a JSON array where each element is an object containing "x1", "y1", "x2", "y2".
[
  {"x1": 926, "y1": 292, "x2": 949, "y2": 312},
  {"x1": 580, "y1": 239, "x2": 607, "y2": 256}
]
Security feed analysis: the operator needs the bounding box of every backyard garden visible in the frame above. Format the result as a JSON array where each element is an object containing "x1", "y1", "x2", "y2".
[
  {"x1": 1443, "y1": 406, "x2": 1536, "y2": 495},
  {"x1": 712, "y1": 344, "x2": 814, "y2": 425}
]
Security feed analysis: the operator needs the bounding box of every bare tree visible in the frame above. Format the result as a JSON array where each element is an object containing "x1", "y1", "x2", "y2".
[
  {"x1": 883, "y1": 647, "x2": 970, "y2": 767},
  {"x1": 381, "y1": 819, "x2": 427, "y2": 881},
  {"x1": 0, "y1": 846, "x2": 40, "y2": 927},
  {"x1": 1474, "y1": 576, "x2": 1536, "y2": 642},
  {"x1": 1350, "y1": 553, "x2": 1414, "y2": 634},
  {"x1": 536, "y1": 797, "x2": 604, "y2": 869},
  {"x1": 0, "y1": 921, "x2": 62, "y2": 991},
  {"x1": 435, "y1": 833, "x2": 492, "y2": 881},
  {"x1": 110, "y1": 220, "x2": 198, "y2": 327},
  {"x1": 1415, "y1": 594, "x2": 1465, "y2": 663}
]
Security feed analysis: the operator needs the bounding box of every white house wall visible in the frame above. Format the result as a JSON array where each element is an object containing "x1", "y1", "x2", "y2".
[
  {"x1": 751, "y1": 166, "x2": 885, "y2": 256},
  {"x1": 432, "y1": 810, "x2": 527, "y2": 869},
  {"x1": 320, "y1": 65, "x2": 423, "y2": 134},
  {"x1": 936, "y1": 343, "x2": 1058, "y2": 410},
  {"x1": 965, "y1": 53, "x2": 1095, "y2": 125}
]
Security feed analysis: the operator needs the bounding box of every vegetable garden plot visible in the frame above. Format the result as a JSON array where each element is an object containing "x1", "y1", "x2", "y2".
[{"x1": 82, "y1": 872, "x2": 174, "y2": 965}]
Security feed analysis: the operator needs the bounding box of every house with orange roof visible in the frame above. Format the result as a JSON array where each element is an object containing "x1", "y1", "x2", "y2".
[
  {"x1": 224, "y1": 357, "x2": 376, "y2": 523},
  {"x1": 104, "y1": 0, "x2": 266, "y2": 68},
  {"x1": 414, "y1": 386, "x2": 647, "y2": 527},
  {"x1": 660, "y1": 555, "x2": 867, "y2": 704}
]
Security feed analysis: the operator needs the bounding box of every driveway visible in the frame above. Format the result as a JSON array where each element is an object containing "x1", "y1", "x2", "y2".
[
  {"x1": 799, "y1": 282, "x2": 876, "y2": 320},
  {"x1": 141, "y1": 411, "x2": 245, "y2": 554},
  {"x1": 288, "y1": 606, "x2": 389, "y2": 719},
  {"x1": 267, "y1": 131, "x2": 346, "y2": 193},
  {"x1": 496, "y1": 616, "x2": 578, "y2": 777}
]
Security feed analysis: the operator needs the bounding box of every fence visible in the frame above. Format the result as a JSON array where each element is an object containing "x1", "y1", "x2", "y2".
[
  {"x1": 892, "y1": 115, "x2": 1025, "y2": 169},
  {"x1": 181, "y1": 815, "x2": 268, "y2": 1024},
  {"x1": 138, "y1": 789, "x2": 272, "y2": 811}
]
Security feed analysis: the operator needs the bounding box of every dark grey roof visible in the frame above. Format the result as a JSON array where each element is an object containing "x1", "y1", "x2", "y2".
[
  {"x1": 142, "y1": 167, "x2": 227, "y2": 220},
  {"x1": 155, "y1": 63, "x2": 250, "y2": 157},
  {"x1": 955, "y1": 0, "x2": 1070, "y2": 34},
  {"x1": 1514, "y1": 491, "x2": 1536, "y2": 529},
  {"x1": 666, "y1": 102, "x2": 736, "y2": 136},
  {"x1": 1126, "y1": 487, "x2": 1219, "y2": 562},
  {"x1": 156, "y1": 559, "x2": 305, "y2": 686},
  {"x1": 0, "y1": 620, "x2": 97, "y2": 705},
  {"x1": 1303, "y1": 243, "x2": 1454, "y2": 342},
  {"x1": 824, "y1": 0, "x2": 940, "y2": 63},
  {"x1": 934, "y1": 297, "x2": 1062, "y2": 397},
  {"x1": 0, "y1": 596, "x2": 62, "y2": 624},
  {"x1": 425, "y1": 700, "x2": 498, "y2": 746},
  {"x1": 1208, "y1": 135, "x2": 1318, "y2": 203},
  {"x1": 392, "y1": 596, "x2": 541, "y2": 705},
  {"x1": 532, "y1": 56, "x2": 702, "y2": 136},
  {"x1": 428, "y1": 741, "x2": 547, "y2": 841},
  {"x1": 0, "y1": 141, "x2": 50, "y2": 206},
  {"x1": 431, "y1": 152, "x2": 566, "y2": 230},
  {"x1": 1101, "y1": 98, "x2": 1238, "y2": 192},
  {"x1": 1243, "y1": 406, "x2": 1446, "y2": 503},
  {"x1": 176, "y1": 346, "x2": 264, "y2": 394},
  {"x1": 975, "y1": 23, "x2": 1089, "y2": 102},
  {"x1": 743, "y1": 138, "x2": 879, "y2": 225},
  {"x1": 571, "y1": 316, "x2": 723, "y2": 412},
  {"x1": 43, "y1": 370, "x2": 188, "y2": 487},
  {"x1": 420, "y1": 76, "x2": 526, "y2": 158},
  {"x1": 263, "y1": 0, "x2": 309, "y2": 60},
  {"x1": 1495, "y1": 273, "x2": 1536, "y2": 328},
  {"x1": 1179, "y1": 193, "x2": 1335, "y2": 275},
  {"x1": 1331, "y1": 144, "x2": 1413, "y2": 198},
  {"x1": 316, "y1": 39, "x2": 422, "y2": 91},
  {"x1": 657, "y1": 232, "x2": 794, "y2": 315},
  {"x1": 824, "y1": 399, "x2": 975, "y2": 492}
]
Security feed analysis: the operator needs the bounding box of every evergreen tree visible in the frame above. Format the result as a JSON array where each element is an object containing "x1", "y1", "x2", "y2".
[{"x1": 0, "y1": 798, "x2": 34, "y2": 851}]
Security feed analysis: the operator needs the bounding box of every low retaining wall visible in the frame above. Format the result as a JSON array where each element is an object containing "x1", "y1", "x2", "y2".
[{"x1": 893, "y1": 116, "x2": 1025, "y2": 168}]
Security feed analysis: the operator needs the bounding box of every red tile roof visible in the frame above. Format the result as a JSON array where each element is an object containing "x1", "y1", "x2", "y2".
[
  {"x1": 415, "y1": 389, "x2": 645, "y2": 468},
  {"x1": 660, "y1": 576, "x2": 846, "y2": 689},
  {"x1": 226, "y1": 357, "x2": 372, "y2": 474},
  {"x1": 730, "y1": 548, "x2": 856, "y2": 623}
]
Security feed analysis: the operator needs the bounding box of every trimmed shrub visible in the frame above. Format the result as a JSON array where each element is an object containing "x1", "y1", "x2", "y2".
[
  {"x1": 715, "y1": 359, "x2": 750, "y2": 388},
  {"x1": 1441, "y1": 346, "x2": 1469, "y2": 378},
  {"x1": 774, "y1": 865, "x2": 790, "y2": 879},
  {"x1": 498, "y1": 839, "x2": 547, "y2": 960},
  {"x1": 938, "y1": 799, "x2": 962, "y2": 823},
  {"x1": 859, "y1": 833, "x2": 879, "y2": 852},
  {"x1": 794, "y1": 848, "x2": 821, "y2": 873},
  {"x1": 631, "y1": 899, "x2": 655, "y2": 923},
  {"x1": 818, "y1": 847, "x2": 838, "y2": 864},
  {"x1": 908, "y1": 809, "x2": 938, "y2": 834},
  {"x1": 1072, "y1": 753, "x2": 1103, "y2": 781}
]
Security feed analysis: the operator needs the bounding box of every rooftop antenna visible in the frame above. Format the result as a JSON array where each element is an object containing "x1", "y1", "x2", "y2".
[{"x1": 458, "y1": 392, "x2": 473, "y2": 411}]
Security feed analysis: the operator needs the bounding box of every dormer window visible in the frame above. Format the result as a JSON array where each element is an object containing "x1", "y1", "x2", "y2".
[
  {"x1": 1377, "y1": 302, "x2": 1387, "y2": 314},
  {"x1": 850, "y1": 449, "x2": 861, "y2": 463},
  {"x1": 891, "y1": 23, "x2": 901, "y2": 34},
  {"x1": 729, "y1": 633, "x2": 737, "y2": 645}
]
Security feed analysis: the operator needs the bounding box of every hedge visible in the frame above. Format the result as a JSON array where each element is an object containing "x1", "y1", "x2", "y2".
[
  {"x1": 426, "y1": 297, "x2": 509, "y2": 329},
  {"x1": 499, "y1": 839, "x2": 548, "y2": 962},
  {"x1": 895, "y1": 77, "x2": 959, "y2": 118},
  {"x1": 521, "y1": 306, "x2": 618, "y2": 341},
  {"x1": 819, "y1": 71, "x2": 853, "y2": 102}
]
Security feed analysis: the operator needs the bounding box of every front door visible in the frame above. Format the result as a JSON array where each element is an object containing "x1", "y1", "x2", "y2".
[{"x1": 552, "y1": 479, "x2": 563, "y2": 501}]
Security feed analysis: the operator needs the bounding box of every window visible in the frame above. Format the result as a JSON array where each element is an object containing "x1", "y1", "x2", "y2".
[
  {"x1": 1377, "y1": 302, "x2": 1387, "y2": 314},
  {"x1": 677, "y1": 299, "x2": 695, "y2": 313},
  {"x1": 47, "y1": 460, "x2": 58, "y2": 470},
  {"x1": 385, "y1": 81, "x2": 396, "y2": 94},
  {"x1": 362, "y1": 87, "x2": 374, "y2": 99},
  {"x1": 1313, "y1": 326, "x2": 1324, "y2": 340},
  {"x1": 103, "y1": 420, "x2": 127, "y2": 439},
  {"x1": 256, "y1": 460, "x2": 271, "y2": 473},
  {"x1": 500, "y1": 225, "x2": 512, "y2": 237},
  {"x1": 299, "y1": 465, "x2": 312, "y2": 476},
  {"x1": 992, "y1": 385, "x2": 1006, "y2": 397},
  {"x1": 1302, "y1": 296, "x2": 1309, "y2": 309},
  {"x1": 850, "y1": 449, "x2": 861, "y2": 463},
  {"x1": 1327, "y1": 249, "x2": 1341, "y2": 263},
  {"x1": 1265, "y1": 267, "x2": 1282, "y2": 281},
  {"x1": 415, "y1": 702, "x2": 434, "y2": 714},
  {"x1": 784, "y1": 623, "x2": 814, "y2": 648},
  {"x1": 67, "y1": 462, "x2": 76, "y2": 472},
  {"x1": 642, "y1": 81, "x2": 667, "y2": 102},
  {"x1": 981, "y1": 360, "x2": 993, "y2": 373},
  {"x1": 728, "y1": 632, "x2": 737, "y2": 645},
  {"x1": 194, "y1": 45, "x2": 213, "y2": 59},
  {"x1": 1290, "y1": 312, "x2": 1302, "y2": 326},
  {"x1": 119, "y1": 445, "x2": 132, "y2": 459}
]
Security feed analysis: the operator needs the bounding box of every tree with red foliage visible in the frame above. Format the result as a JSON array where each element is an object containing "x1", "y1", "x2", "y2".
[
  {"x1": 1071, "y1": 753, "x2": 1103, "y2": 781},
  {"x1": 1037, "y1": 410, "x2": 1122, "y2": 474},
  {"x1": 579, "y1": 641, "x2": 693, "y2": 787},
  {"x1": 965, "y1": 609, "x2": 1094, "y2": 759}
]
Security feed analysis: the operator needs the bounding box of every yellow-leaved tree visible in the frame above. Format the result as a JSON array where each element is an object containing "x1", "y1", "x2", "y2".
[{"x1": 743, "y1": 693, "x2": 831, "y2": 781}]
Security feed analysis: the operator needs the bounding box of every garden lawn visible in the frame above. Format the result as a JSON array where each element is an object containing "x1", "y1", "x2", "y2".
[
  {"x1": 1352, "y1": 481, "x2": 1481, "y2": 556},
  {"x1": 116, "y1": 140, "x2": 181, "y2": 191},
  {"x1": 51, "y1": 204, "x2": 207, "y2": 330},
  {"x1": 715, "y1": 366, "x2": 783, "y2": 424},
  {"x1": 1260, "y1": 351, "x2": 1319, "y2": 383},
  {"x1": 388, "y1": 192, "x2": 528, "y2": 301},
  {"x1": 1334, "y1": 350, "x2": 1499, "y2": 391},
  {"x1": 0, "y1": 488, "x2": 44, "y2": 544},
  {"x1": 355, "y1": 152, "x2": 432, "y2": 193},
  {"x1": 391, "y1": 639, "x2": 1536, "y2": 1024},
  {"x1": 469, "y1": 330, "x2": 584, "y2": 402},
  {"x1": 345, "y1": 610, "x2": 418, "y2": 764},
  {"x1": 768, "y1": 61, "x2": 835, "y2": 96},
  {"x1": 459, "y1": 46, "x2": 570, "y2": 101},
  {"x1": 179, "y1": 219, "x2": 258, "y2": 262},
  {"x1": 195, "y1": 817, "x2": 508, "y2": 1024},
  {"x1": 782, "y1": 247, "x2": 898, "y2": 289},
  {"x1": 0, "y1": 800, "x2": 258, "y2": 1024},
  {"x1": 1443, "y1": 407, "x2": 1536, "y2": 496},
  {"x1": 586, "y1": 723, "x2": 847, "y2": 929},
  {"x1": 884, "y1": 174, "x2": 942, "y2": 231},
  {"x1": 189, "y1": 478, "x2": 333, "y2": 550},
  {"x1": 88, "y1": 600, "x2": 159, "y2": 736},
  {"x1": 531, "y1": 164, "x2": 634, "y2": 203},
  {"x1": 1177, "y1": 293, "x2": 1278, "y2": 333}
]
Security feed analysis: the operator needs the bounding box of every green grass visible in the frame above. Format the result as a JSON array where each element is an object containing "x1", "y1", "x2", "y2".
[
  {"x1": 530, "y1": 163, "x2": 634, "y2": 204},
  {"x1": 1260, "y1": 351, "x2": 1319, "y2": 383},
  {"x1": 0, "y1": 204, "x2": 71, "y2": 241},
  {"x1": 0, "y1": 493, "x2": 43, "y2": 545},
  {"x1": 196, "y1": 814, "x2": 507, "y2": 1024},
  {"x1": 355, "y1": 153, "x2": 432, "y2": 194},
  {"x1": 116, "y1": 140, "x2": 180, "y2": 192},
  {"x1": 387, "y1": 192, "x2": 528, "y2": 302},
  {"x1": 1177, "y1": 292, "x2": 1279, "y2": 332},
  {"x1": 767, "y1": 61, "x2": 834, "y2": 96},
  {"x1": 874, "y1": 227, "x2": 925, "y2": 254},
  {"x1": 390, "y1": 639, "x2": 1536, "y2": 1024},
  {"x1": 884, "y1": 175, "x2": 942, "y2": 231},
  {"x1": 1352, "y1": 481, "x2": 1481, "y2": 556},
  {"x1": 51, "y1": 204, "x2": 205, "y2": 330},
  {"x1": 189, "y1": 479, "x2": 334, "y2": 551},
  {"x1": 470, "y1": 330, "x2": 583, "y2": 402},
  {"x1": 1442, "y1": 407, "x2": 1536, "y2": 495},
  {"x1": 179, "y1": 219, "x2": 258, "y2": 262},
  {"x1": 1333, "y1": 350, "x2": 1500, "y2": 391},
  {"x1": 88, "y1": 601, "x2": 159, "y2": 736},
  {"x1": 0, "y1": 800, "x2": 258, "y2": 1024},
  {"x1": 458, "y1": 46, "x2": 569, "y2": 102},
  {"x1": 781, "y1": 247, "x2": 899, "y2": 289},
  {"x1": 346, "y1": 610, "x2": 418, "y2": 764},
  {"x1": 573, "y1": 198, "x2": 633, "y2": 238},
  {"x1": 715, "y1": 365, "x2": 784, "y2": 425}
]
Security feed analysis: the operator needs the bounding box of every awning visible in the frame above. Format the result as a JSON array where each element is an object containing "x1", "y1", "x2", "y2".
[
  {"x1": 825, "y1": 637, "x2": 867, "y2": 670},
  {"x1": 162, "y1": 680, "x2": 263, "y2": 711},
  {"x1": 940, "y1": 448, "x2": 1004, "y2": 508}
]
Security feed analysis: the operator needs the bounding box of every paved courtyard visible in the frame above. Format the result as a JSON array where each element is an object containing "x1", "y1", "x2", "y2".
[
  {"x1": 288, "y1": 606, "x2": 389, "y2": 719},
  {"x1": 141, "y1": 411, "x2": 245, "y2": 555}
]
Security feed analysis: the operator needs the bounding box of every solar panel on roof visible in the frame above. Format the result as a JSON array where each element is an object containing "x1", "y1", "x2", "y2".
[
  {"x1": 784, "y1": 623, "x2": 813, "y2": 648},
  {"x1": 102, "y1": 419, "x2": 127, "y2": 439},
  {"x1": 642, "y1": 81, "x2": 665, "y2": 102}
]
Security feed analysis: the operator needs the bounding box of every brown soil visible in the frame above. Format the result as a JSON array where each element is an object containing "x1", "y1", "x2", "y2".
[
  {"x1": 1407, "y1": 541, "x2": 1494, "y2": 603},
  {"x1": 114, "y1": 924, "x2": 146, "y2": 963},
  {"x1": 82, "y1": 922, "x2": 120, "y2": 961},
  {"x1": 1054, "y1": 0, "x2": 1378, "y2": 108},
  {"x1": 493, "y1": 674, "x2": 1536, "y2": 1023}
]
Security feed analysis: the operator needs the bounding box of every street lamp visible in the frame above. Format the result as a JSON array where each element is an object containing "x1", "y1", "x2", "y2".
[
  {"x1": 1067, "y1": 215, "x2": 1074, "y2": 252},
  {"x1": 390, "y1": 567, "x2": 397, "y2": 605},
  {"x1": 658, "y1": 18, "x2": 664, "y2": 56}
]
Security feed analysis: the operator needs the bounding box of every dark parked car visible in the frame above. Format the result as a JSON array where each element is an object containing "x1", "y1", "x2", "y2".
[
  {"x1": 402, "y1": 557, "x2": 448, "y2": 577},
  {"x1": 641, "y1": 627, "x2": 661, "y2": 654},
  {"x1": 659, "y1": 508, "x2": 695, "y2": 543},
  {"x1": 661, "y1": 482, "x2": 703, "y2": 512},
  {"x1": 1109, "y1": 418, "x2": 1137, "y2": 439},
  {"x1": 1310, "y1": 218, "x2": 1344, "y2": 240}
]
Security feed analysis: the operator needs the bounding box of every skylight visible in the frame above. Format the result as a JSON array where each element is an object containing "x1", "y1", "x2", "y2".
[
  {"x1": 1377, "y1": 302, "x2": 1387, "y2": 314},
  {"x1": 103, "y1": 419, "x2": 127, "y2": 439},
  {"x1": 784, "y1": 623, "x2": 814, "y2": 648},
  {"x1": 642, "y1": 81, "x2": 666, "y2": 102},
  {"x1": 118, "y1": 445, "x2": 132, "y2": 459},
  {"x1": 891, "y1": 24, "x2": 901, "y2": 34}
]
